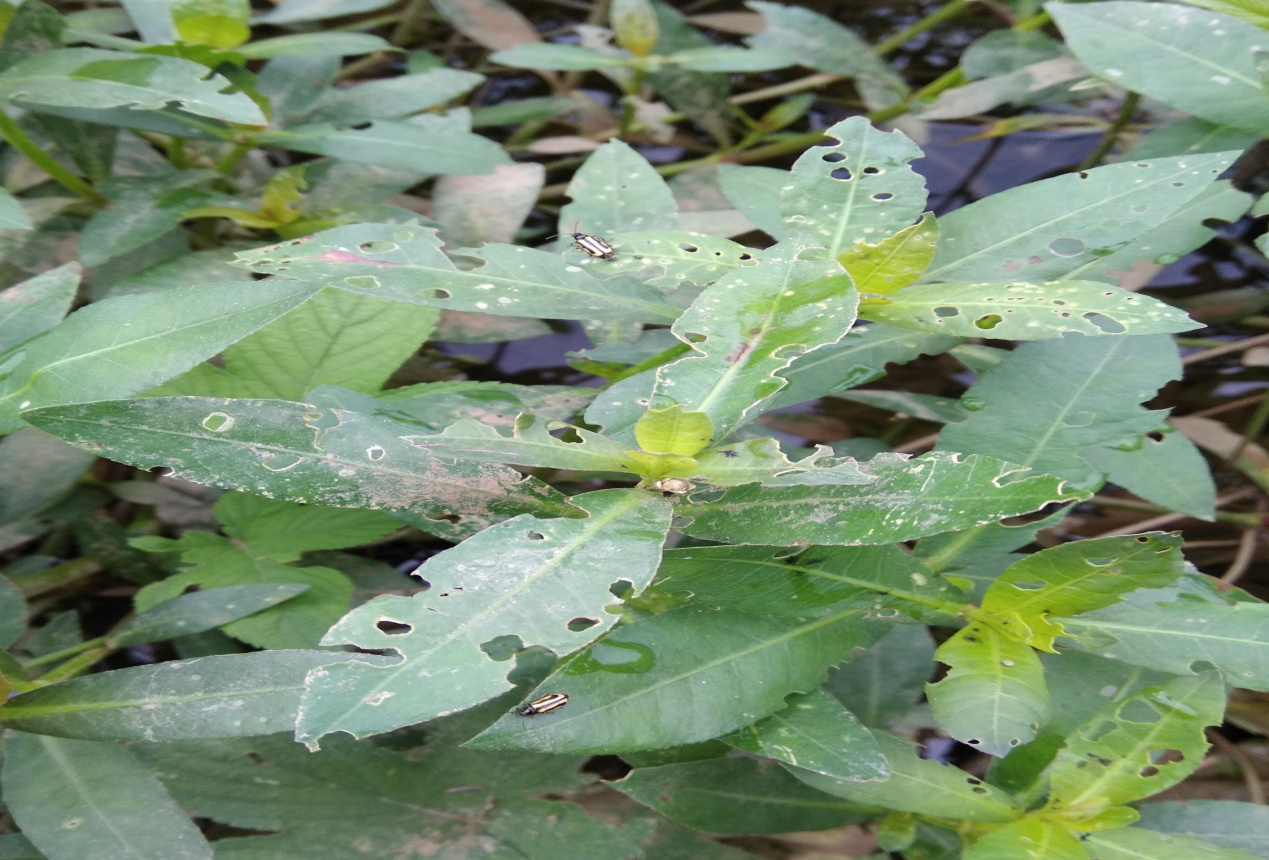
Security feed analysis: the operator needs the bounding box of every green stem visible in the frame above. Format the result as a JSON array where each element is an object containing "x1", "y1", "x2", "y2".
[
  {"x1": 0, "y1": 110, "x2": 106, "y2": 205},
  {"x1": 36, "y1": 644, "x2": 114, "y2": 684},
  {"x1": 22, "y1": 635, "x2": 109, "y2": 670},
  {"x1": 1078, "y1": 91, "x2": 1141, "y2": 171},
  {"x1": 604, "y1": 340, "x2": 693, "y2": 386}
]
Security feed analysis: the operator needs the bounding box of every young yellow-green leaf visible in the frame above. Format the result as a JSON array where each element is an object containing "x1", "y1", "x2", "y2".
[
  {"x1": 296, "y1": 489, "x2": 672, "y2": 747},
  {"x1": 791, "y1": 729, "x2": 1023, "y2": 822},
  {"x1": 0, "y1": 650, "x2": 347, "y2": 740},
  {"x1": 2, "y1": 734, "x2": 213, "y2": 860},
  {"x1": 466, "y1": 605, "x2": 886, "y2": 753},
  {"x1": 841, "y1": 212, "x2": 938, "y2": 295},
  {"x1": 1047, "y1": 671, "x2": 1226, "y2": 816},
  {"x1": 23, "y1": 397, "x2": 580, "y2": 541},
  {"x1": 980, "y1": 532, "x2": 1184, "y2": 651},
  {"x1": 677, "y1": 451, "x2": 1082, "y2": 546},
  {"x1": 614, "y1": 756, "x2": 871, "y2": 834},
  {"x1": 0, "y1": 280, "x2": 319, "y2": 434},
  {"x1": 926, "y1": 623, "x2": 1050, "y2": 757},
  {"x1": 779, "y1": 118, "x2": 926, "y2": 256},
  {"x1": 634, "y1": 405, "x2": 713, "y2": 457},
  {"x1": 862, "y1": 279, "x2": 1200, "y2": 340},
  {"x1": 964, "y1": 818, "x2": 1086, "y2": 860},
  {"x1": 235, "y1": 223, "x2": 681, "y2": 324},
  {"x1": 723, "y1": 688, "x2": 889, "y2": 782}
]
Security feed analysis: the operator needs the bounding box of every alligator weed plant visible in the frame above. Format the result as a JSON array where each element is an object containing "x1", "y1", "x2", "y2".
[{"x1": 0, "y1": 1, "x2": 1267, "y2": 859}]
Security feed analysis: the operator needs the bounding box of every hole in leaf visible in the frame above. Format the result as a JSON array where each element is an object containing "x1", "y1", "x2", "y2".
[
  {"x1": 567, "y1": 617, "x2": 599, "y2": 632},
  {"x1": 421, "y1": 288, "x2": 451, "y2": 300},
  {"x1": 974, "y1": 314, "x2": 1003, "y2": 330},
  {"x1": 821, "y1": 151, "x2": 845, "y2": 163},
  {"x1": 933, "y1": 306, "x2": 959, "y2": 318},
  {"x1": 609, "y1": 579, "x2": 633, "y2": 598},
  {"x1": 345, "y1": 275, "x2": 380, "y2": 289},
  {"x1": 480, "y1": 634, "x2": 523, "y2": 662},
  {"x1": 376, "y1": 619, "x2": 412, "y2": 635},
  {"x1": 829, "y1": 167, "x2": 853, "y2": 181},
  {"x1": 1082, "y1": 311, "x2": 1125, "y2": 333},
  {"x1": 1119, "y1": 700, "x2": 1161, "y2": 723},
  {"x1": 526, "y1": 531, "x2": 546, "y2": 541},
  {"x1": 149, "y1": 465, "x2": 174, "y2": 477},
  {"x1": 357, "y1": 240, "x2": 397, "y2": 253},
  {"x1": 1048, "y1": 237, "x2": 1085, "y2": 257}
]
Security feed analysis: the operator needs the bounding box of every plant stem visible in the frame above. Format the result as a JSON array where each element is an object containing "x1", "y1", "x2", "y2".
[{"x1": 0, "y1": 110, "x2": 107, "y2": 205}]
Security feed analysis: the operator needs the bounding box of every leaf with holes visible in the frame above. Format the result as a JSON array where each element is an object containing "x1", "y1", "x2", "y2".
[
  {"x1": 676, "y1": 451, "x2": 1082, "y2": 546},
  {"x1": 402, "y1": 413, "x2": 636, "y2": 473},
  {"x1": 465, "y1": 605, "x2": 886, "y2": 753},
  {"x1": 296, "y1": 488, "x2": 672, "y2": 747},
  {"x1": 638, "y1": 242, "x2": 857, "y2": 441},
  {"x1": 234, "y1": 223, "x2": 681, "y2": 324},
  {"x1": 926, "y1": 623, "x2": 1050, "y2": 758},
  {"x1": 595, "y1": 230, "x2": 759, "y2": 288},
  {"x1": 939, "y1": 334, "x2": 1184, "y2": 487},
  {"x1": 790, "y1": 729, "x2": 1023, "y2": 821},
  {"x1": 1046, "y1": 670, "x2": 1225, "y2": 815},
  {"x1": 861, "y1": 279, "x2": 1199, "y2": 340},
  {"x1": 773, "y1": 322, "x2": 961, "y2": 408},
  {"x1": 779, "y1": 116, "x2": 928, "y2": 257},
  {"x1": 979, "y1": 532, "x2": 1185, "y2": 652},
  {"x1": 22, "y1": 397, "x2": 579, "y2": 542},
  {"x1": 723, "y1": 688, "x2": 889, "y2": 782},
  {"x1": 925, "y1": 150, "x2": 1241, "y2": 283}
]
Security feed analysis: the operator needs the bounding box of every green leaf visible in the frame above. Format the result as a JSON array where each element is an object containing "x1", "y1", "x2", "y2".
[
  {"x1": 491, "y1": 43, "x2": 630, "y2": 71},
  {"x1": 926, "y1": 151, "x2": 1241, "y2": 282},
  {"x1": 1051, "y1": 2, "x2": 1269, "y2": 134},
  {"x1": 1063, "y1": 597, "x2": 1269, "y2": 691},
  {"x1": 258, "y1": 112, "x2": 508, "y2": 175},
  {"x1": 22, "y1": 397, "x2": 581, "y2": 540},
  {"x1": 296, "y1": 489, "x2": 672, "y2": 747},
  {"x1": 0, "y1": 264, "x2": 78, "y2": 353},
  {"x1": 109, "y1": 583, "x2": 309, "y2": 646},
  {"x1": 0, "y1": 47, "x2": 265, "y2": 124},
  {"x1": 615, "y1": 756, "x2": 872, "y2": 834},
  {"x1": 747, "y1": 2, "x2": 907, "y2": 107},
  {"x1": 401, "y1": 414, "x2": 636, "y2": 473},
  {"x1": 0, "y1": 427, "x2": 97, "y2": 524},
  {"x1": 938, "y1": 334, "x2": 1185, "y2": 486},
  {"x1": 1047, "y1": 671, "x2": 1226, "y2": 815},
  {"x1": 676, "y1": 451, "x2": 1083, "y2": 546},
  {"x1": 0, "y1": 280, "x2": 319, "y2": 435},
  {"x1": 236, "y1": 32, "x2": 393, "y2": 59},
  {"x1": 559, "y1": 139, "x2": 678, "y2": 238},
  {"x1": 657, "y1": 543, "x2": 964, "y2": 624},
  {"x1": 718, "y1": 163, "x2": 791, "y2": 239},
  {"x1": 215, "y1": 286, "x2": 438, "y2": 400},
  {"x1": 1, "y1": 734, "x2": 213, "y2": 860},
  {"x1": 965, "y1": 819, "x2": 1086, "y2": 860},
  {"x1": 824, "y1": 624, "x2": 935, "y2": 729},
  {"x1": 926, "y1": 624, "x2": 1050, "y2": 757},
  {"x1": 235, "y1": 223, "x2": 681, "y2": 324},
  {"x1": 466, "y1": 605, "x2": 885, "y2": 753},
  {"x1": 0, "y1": 650, "x2": 346, "y2": 740},
  {"x1": 1135, "y1": 800, "x2": 1269, "y2": 859},
  {"x1": 980, "y1": 532, "x2": 1185, "y2": 651},
  {"x1": 862, "y1": 279, "x2": 1199, "y2": 339},
  {"x1": 779, "y1": 117, "x2": 927, "y2": 257},
  {"x1": 773, "y1": 321, "x2": 960, "y2": 407},
  {"x1": 0, "y1": 575, "x2": 27, "y2": 648},
  {"x1": 1086, "y1": 825, "x2": 1264, "y2": 860},
  {"x1": 723, "y1": 688, "x2": 889, "y2": 782},
  {"x1": 79, "y1": 172, "x2": 227, "y2": 267},
  {"x1": 1080, "y1": 424, "x2": 1216, "y2": 520},
  {"x1": 669, "y1": 46, "x2": 793, "y2": 72},
  {"x1": 319, "y1": 380, "x2": 593, "y2": 433},
  {"x1": 791, "y1": 729, "x2": 1023, "y2": 822},
  {"x1": 299, "y1": 68, "x2": 483, "y2": 125},
  {"x1": 132, "y1": 732, "x2": 641, "y2": 859}
]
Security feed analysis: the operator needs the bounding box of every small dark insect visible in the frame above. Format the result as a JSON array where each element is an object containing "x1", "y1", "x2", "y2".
[
  {"x1": 720, "y1": 449, "x2": 739, "y2": 458},
  {"x1": 516, "y1": 692, "x2": 569, "y2": 717},
  {"x1": 571, "y1": 231, "x2": 616, "y2": 260}
]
